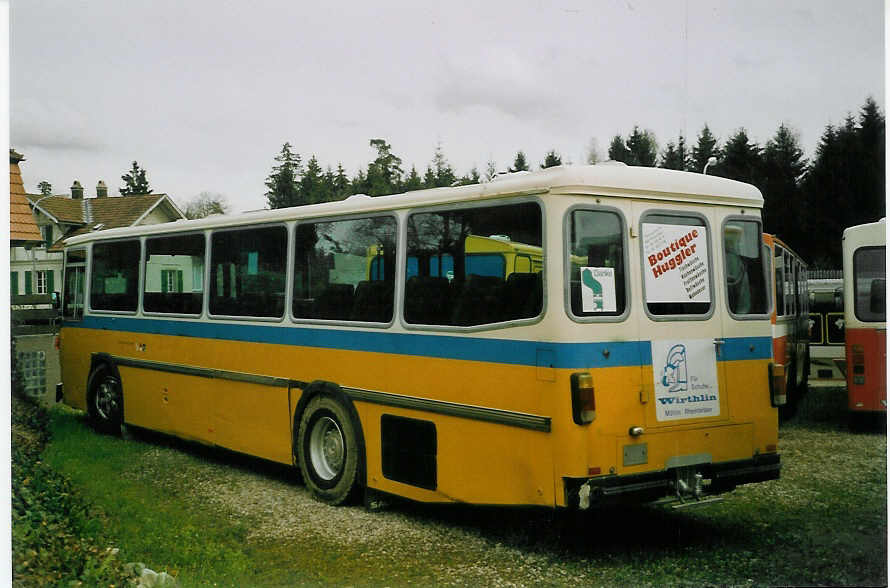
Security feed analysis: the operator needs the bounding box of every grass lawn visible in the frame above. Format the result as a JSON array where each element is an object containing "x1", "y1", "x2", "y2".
[{"x1": 41, "y1": 386, "x2": 886, "y2": 587}]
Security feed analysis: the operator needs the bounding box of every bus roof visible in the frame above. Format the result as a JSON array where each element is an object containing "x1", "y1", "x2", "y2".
[
  {"x1": 63, "y1": 164, "x2": 764, "y2": 247},
  {"x1": 843, "y1": 217, "x2": 886, "y2": 242}
]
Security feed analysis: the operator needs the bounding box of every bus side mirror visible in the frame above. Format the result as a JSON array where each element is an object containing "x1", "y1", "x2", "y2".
[{"x1": 870, "y1": 279, "x2": 885, "y2": 314}]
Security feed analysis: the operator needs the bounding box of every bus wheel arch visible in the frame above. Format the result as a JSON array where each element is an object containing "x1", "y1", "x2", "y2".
[
  {"x1": 294, "y1": 381, "x2": 366, "y2": 505},
  {"x1": 86, "y1": 355, "x2": 124, "y2": 435}
]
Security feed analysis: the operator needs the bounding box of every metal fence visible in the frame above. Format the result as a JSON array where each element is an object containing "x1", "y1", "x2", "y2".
[{"x1": 808, "y1": 269, "x2": 843, "y2": 280}]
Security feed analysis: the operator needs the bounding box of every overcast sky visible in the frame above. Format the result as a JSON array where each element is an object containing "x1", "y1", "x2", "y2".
[{"x1": 10, "y1": 0, "x2": 885, "y2": 213}]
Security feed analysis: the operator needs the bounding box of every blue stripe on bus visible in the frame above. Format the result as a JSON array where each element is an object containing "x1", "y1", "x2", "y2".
[{"x1": 68, "y1": 316, "x2": 771, "y2": 369}]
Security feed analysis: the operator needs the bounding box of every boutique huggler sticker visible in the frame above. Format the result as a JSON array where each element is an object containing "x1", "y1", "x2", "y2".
[
  {"x1": 642, "y1": 223, "x2": 710, "y2": 303},
  {"x1": 651, "y1": 338, "x2": 720, "y2": 421}
]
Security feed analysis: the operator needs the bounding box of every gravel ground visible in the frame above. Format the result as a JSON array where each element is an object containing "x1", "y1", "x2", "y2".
[
  {"x1": 124, "y1": 438, "x2": 590, "y2": 586},
  {"x1": 105, "y1": 396, "x2": 885, "y2": 587}
]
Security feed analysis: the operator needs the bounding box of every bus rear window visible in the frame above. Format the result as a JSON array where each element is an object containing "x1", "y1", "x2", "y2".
[
  {"x1": 90, "y1": 240, "x2": 140, "y2": 312},
  {"x1": 567, "y1": 209, "x2": 626, "y2": 317},
  {"x1": 723, "y1": 219, "x2": 769, "y2": 316},
  {"x1": 641, "y1": 214, "x2": 711, "y2": 316},
  {"x1": 853, "y1": 246, "x2": 886, "y2": 322}
]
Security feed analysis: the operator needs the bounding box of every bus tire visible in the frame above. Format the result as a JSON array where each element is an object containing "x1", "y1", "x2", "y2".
[
  {"x1": 297, "y1": 395, "x2": 361, "y2": 505},
  {"x1": 87, "y1": 364, "x2": 123, "y2": 435}
]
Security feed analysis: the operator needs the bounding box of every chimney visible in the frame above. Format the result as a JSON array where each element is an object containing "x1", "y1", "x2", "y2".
[
  {"x1": 96, "y1": 180, "x2": 108, "y2": 198},
  {"x1": 71, "y1": 180, "x2": 84, "y2": 200}
]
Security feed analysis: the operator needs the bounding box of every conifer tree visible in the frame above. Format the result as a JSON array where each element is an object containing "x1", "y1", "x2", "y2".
[
  {"x1": 331, "y1": 163, "x2": 351, "y2": 200},
  {"x1": 425, "y1": 143, "x2": 456, "y2": 187},
  {"x1": 265, "y1": 143, "x2": 302, "y2": 209},
  {"x1": 541, "y1": 150, "x2": 563, "y2": 168},
  {"x1": 608, "y1": 135, "x2": 630, "y2": 163},
  {"x1": 714, "y1": 128, "x2": 761, "y2": 186},
  {"x1": 626, "y1": 127, "x2": 658, "y2": 166},
  {"x1": 403, "y1": 165, "x2": 424, "y2": 192},
  {"x1": 761, "y1": 124, "x2": 806, "y2": 246},
  {"x1": 367, "y1": 139, "x2": 403, "y2": 196},
  {"x1": 510, "y1": 151, "x2": 529, "y2": 172},
  {"x1": 120, "y1": 161, "x2": 153, "y2": 195},
  {"x1": 691, "y1": 125, "x2": 720, "y2": 173},
  {"x1": 300, "y1": 155, "x2": 325, "y2": 204},
  {"x1": 659, "y1": 135, "x2": 690, "y2": 170},
  {"x1": 37, "y1": 181, "x2": 52, "y2": 196}
]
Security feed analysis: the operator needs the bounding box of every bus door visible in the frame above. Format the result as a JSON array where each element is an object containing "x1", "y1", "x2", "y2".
[
  {"x1": 60, "y1": 248, "x2": 88, "y2": 406},
  {"x1": 635, "y1": 206, "x2": 730, "y2": 431}
]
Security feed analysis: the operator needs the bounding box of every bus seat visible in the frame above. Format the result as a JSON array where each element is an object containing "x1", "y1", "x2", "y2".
[
  {"x1": 351, "y1": 280, "x2": 394, "y2": 323},
  {"x1": 143, "y1": 292, "x2": 203, "y2": 315},
  {"x1": 451, "y1": 274, "x2": 503, "y2": 326},
  {"x1": 502, "y1": 272, "x2": 542, "y2": 320},
  {"x1": 405, "y1": 276, "x2": 452, "y2": 325},
  {"x1": 312, "y1": 283, "x2": 355, "y2": 320}
]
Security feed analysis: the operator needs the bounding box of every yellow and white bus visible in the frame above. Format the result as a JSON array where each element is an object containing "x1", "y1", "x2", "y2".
[{"x1": 58, "y1": 164, "x2": 781, "y2": 509}]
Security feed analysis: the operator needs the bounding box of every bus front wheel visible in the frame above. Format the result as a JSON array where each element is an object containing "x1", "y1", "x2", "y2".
[
  {"x1": 87, "y1": 364, "x2": 123, "y2": 435},
  {"x1": 297, "y1": 395, "x2": 360, "y2": 505}
]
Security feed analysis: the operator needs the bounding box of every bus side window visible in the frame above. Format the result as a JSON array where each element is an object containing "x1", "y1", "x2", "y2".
[
  {"x1": 405, "y1": 201, "x2": 542, "y2": 327},
  {"x1": 63, "y1": 248, "x2": 86, "y2": 320},
  {"x1": 292, "y1": 216, "x2": 397, "y2": 323},
  {"x1": 209, "y1": 226, "x2": 287, "y2": 318},
  {"x1": 144, "y1": 233, "x2": 205, "y2": 315},
  {"x1": 90, "y1": 240, "x2": 140, "y2": 312}
]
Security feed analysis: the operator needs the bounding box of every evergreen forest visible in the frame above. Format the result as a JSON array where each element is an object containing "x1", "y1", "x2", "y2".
[{"x1": 265, "y1": 97, "x2": 885, "y2": 269}]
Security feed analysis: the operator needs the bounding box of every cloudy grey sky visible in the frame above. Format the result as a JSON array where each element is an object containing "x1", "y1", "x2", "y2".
[{"x1": 10, "y1": 0, "x2": 885, "y2": 213}]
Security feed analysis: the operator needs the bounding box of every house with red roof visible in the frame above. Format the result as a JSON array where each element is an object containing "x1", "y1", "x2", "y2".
[{"x1": 10, "y1": 149, "x2": 185, "y2": 299}]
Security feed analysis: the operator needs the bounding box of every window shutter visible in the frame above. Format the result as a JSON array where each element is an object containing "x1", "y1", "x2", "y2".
[
  {"x1": 177, "y1": 270, "x2": 183, "y2": 293},
  {"x1": 11, "y1": 272, "x2": 18, "y2": 296},
  {"x1": 25, "y1": 271, "x2": 32, "y2": 295},
  {"x1": 161, "y1": 270, "x2": 168, "y2": 294},
  {"x1": 47, "y1": 270, "x2": 55, "y2": 294}
]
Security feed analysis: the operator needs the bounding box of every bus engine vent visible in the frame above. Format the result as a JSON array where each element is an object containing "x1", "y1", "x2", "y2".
[{"x1": 381, "y1": 415, "x2": 437, "y2": 491}]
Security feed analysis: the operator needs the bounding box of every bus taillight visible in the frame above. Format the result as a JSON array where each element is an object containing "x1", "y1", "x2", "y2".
[
  {"x1": 851, "y1": 344, "x2": 866, "y2": 384},
  {"x1": 54, "y1": 335, "x2": 60, "y2": 350},
  {"x1": 571, "y1": 372, "x2": 595, "y2": 424},
  {"x1": 769, "y1": 363, "x2": 787, "y2": 407}
]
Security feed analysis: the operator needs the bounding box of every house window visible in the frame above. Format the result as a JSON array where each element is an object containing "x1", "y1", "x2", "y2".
[
  {"x1": 41, "y1": 225, "x2": 53, "y2": 249},
  {"x1": 35, "y1": 270, "x2": 48, "y2": 295},
  {"x1": 161, "y1": 269, "x2": 183, "y2": 293}
]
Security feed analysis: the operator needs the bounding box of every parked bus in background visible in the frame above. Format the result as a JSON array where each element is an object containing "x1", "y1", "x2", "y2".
[
  {"x1": 807, "y1": 276, "x2": 845, "y2": 385},
  {"x1": 764, "y1": 234, "x2": 810, "y2": 419},
  {"x1": 58, "y1": 164, "x2": 782, "y2": 511},
  {"x1": 842, "y1": 218, "x2": 886, "y2": 422}
]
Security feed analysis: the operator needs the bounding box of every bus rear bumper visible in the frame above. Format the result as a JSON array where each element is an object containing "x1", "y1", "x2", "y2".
[{"x1": 565, "y1": 452, "x2": 781, "y2": 509}]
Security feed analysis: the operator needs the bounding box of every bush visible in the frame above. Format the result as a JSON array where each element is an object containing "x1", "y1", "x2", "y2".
[{"x1": 11, "y1": 395, "x2": 130, "y2": 586}]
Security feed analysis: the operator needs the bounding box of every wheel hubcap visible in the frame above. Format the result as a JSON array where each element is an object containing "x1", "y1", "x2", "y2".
[
  {"x1": 309, "y1": 416, "x2": 344, "y2": 481},
  {"x1": 95, "y1": 379, "x2": 119, "y2": 421}
]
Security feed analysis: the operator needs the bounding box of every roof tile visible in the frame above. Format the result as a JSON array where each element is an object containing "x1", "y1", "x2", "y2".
[{"x1": 10, "y1": 152, "x2": 43, "y2": 243}]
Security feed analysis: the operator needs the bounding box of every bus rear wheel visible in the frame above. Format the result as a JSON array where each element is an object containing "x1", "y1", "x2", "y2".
[
  {"x1": 297, "y1": 395, "x2": 360, "y2": 505},
  {"x1": 87, "y1": 364, "x2": 123, "y2": 435}
]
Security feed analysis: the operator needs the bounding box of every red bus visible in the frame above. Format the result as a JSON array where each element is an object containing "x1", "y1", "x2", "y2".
[{"x1": 842, "y1": 218, "x2": 886, "y2": 419}]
